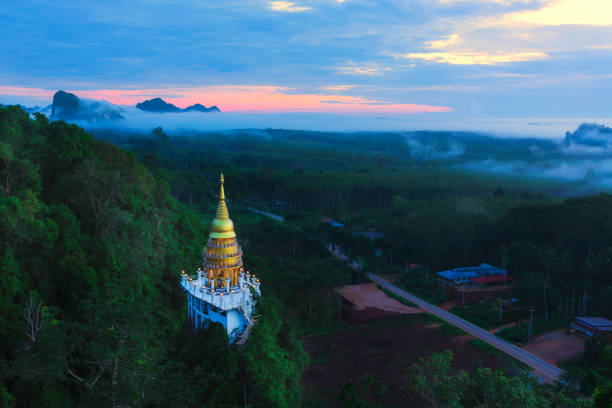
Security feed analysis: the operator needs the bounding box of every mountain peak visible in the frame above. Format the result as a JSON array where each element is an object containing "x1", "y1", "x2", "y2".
[
  {"x1": 135, "y1": 98, "x2": 181, "y2": 113},
  {"x1": 184, "y1": 103, "x2": 221, "y2": 113},
  {"x1": 135, "y1": 98, "x2": 221, "y2": 113},
  {"x1": 52, "y1": 90, "x2": 80, "y2": 118},
  {"x1": 51, "y1": 90, "x2": 123, "y2": 121}
]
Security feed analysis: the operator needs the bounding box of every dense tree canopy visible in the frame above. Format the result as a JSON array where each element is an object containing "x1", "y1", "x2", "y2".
[{"x1": 0, "y1": 107, "x2": 311, "y2": 407}]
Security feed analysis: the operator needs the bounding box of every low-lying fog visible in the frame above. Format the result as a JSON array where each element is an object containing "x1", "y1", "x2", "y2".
[
  {"x1": 78, "y1": 106, "x2": 612, "y2": 140},
  {"x1": 42, "y1": 105, "x2": 612, "y2": 192}
]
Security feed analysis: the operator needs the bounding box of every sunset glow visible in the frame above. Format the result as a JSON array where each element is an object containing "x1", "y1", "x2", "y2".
[{"x1": 0, "y1": 86, "x2": 451, "y2": 114}]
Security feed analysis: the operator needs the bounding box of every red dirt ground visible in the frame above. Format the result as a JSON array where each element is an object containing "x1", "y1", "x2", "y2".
[
  {"x1": 336, "y1": 283, "x2": 422, "y2": 315},
  {"x1": 522, "y1": 329, "x2": 586, "y2": 365},
  {"x1": 301, "y1": 314, "x2": 511, "y2": 407}
]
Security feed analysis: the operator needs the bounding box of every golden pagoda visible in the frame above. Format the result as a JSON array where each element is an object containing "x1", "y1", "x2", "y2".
[
  {"x1": 180, "y1": 173, "x2": 260, "y2": 343},
  {"x1": 204, "y1": 173, "x2": 243, "y2": 289}
]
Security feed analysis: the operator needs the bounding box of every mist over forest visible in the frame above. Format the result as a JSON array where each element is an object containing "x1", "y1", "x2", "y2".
[{"x1": 79, "y1": 118, "x2": 612, "y2": 195}]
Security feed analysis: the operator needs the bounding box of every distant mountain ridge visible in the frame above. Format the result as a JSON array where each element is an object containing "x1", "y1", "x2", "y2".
[
  {"x1": 17, "y1": 104, "x2": 52, "y2": 114},
  {"x1": 564, "y1": 123, "x2": 612, "y2": 149},
  {"x1": 51, "y1": 90, "x2": 124, "y2": 121},
  {"x1": 136, "y1": 97, "x2": 220, "y2": 113},
  {"x1": 3, "y1": 92, "x2": 221, "y2": 122}
]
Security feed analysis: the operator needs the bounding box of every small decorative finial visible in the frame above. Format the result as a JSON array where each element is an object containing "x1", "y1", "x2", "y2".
[{"x1": 219, "y1": 172, "x2": 225, "y2": 201}]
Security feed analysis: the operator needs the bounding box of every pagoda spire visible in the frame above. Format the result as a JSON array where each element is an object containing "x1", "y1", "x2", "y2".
[
  {"x1": 216, "y1": 173, "x2": 229, "y2": 220},
  {"x1": 209, "y1": 172, "x2": 235, "y2": 238}
]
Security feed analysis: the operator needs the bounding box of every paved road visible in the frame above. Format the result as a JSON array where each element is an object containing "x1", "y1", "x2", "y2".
[
  {"x1": 327, "y1": 244, "x2": 362, "y2": 271},
  {"x1": 248, "y1": 207, "x2": 284, "y2": 222},
  {"x1": 368, "y1": 273, "x2": 563, "y2": 383}
]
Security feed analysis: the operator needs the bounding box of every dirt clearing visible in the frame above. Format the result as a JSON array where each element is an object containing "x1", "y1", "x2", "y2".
[
  {"x1": 336, "y1": 282, "x2": 422, "y2": 315},
  {"x1": 302, "y1": 314, "x2": 511, "y2": 407}
]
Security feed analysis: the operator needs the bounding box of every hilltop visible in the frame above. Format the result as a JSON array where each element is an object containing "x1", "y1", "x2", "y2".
[{"x1": 135, "y1": 97, "x2": 221, "y2": 113}]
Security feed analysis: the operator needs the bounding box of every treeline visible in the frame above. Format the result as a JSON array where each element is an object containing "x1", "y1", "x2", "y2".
[
  {"x1": 501, "y1": 195, "x2": 612, "y2": 318},
  {"x1": 90, "y1": 126, "x2": 571, "y2": 216},
  {"x1": 91, "y1": 127, "x2": 405, "y2": 210}
]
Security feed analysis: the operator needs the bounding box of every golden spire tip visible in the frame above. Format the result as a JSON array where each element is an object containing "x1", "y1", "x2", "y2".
[{"x1": 219, "y1": 172, "x2": 225, "y2": 201}]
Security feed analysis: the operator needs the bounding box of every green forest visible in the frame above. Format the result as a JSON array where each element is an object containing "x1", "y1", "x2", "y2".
[{"x1": 2, "y1": 105, "x2": 612, "y2": 407}]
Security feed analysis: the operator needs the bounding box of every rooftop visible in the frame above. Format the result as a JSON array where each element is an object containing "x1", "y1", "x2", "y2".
[
  {"x1": 471, "y1": 275, "x2": 513, "y2": 284},
  {"x1": 437, "y1": 263, "x2": 508, "y2": 281},
  {"x1": 575, "y1": 317, "x2": 612, "y2": 331}
]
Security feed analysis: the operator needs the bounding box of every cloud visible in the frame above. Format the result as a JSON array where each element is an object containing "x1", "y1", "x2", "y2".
[
  {"x1": 426, "y1": 34, "x2": 460, "y2": 49},
  {"x1": 336, "y1": 64, "x2": 392, "y2": 75},
  {"x1": 268, "y1": 1, "x2": 311, "y2": 12},
  {"x1": 510, "y1": 0, "x2": 612, "y2": 26},
  {"x1": 399, "y1": 51, "x2": 547, "y2": 65},
  {"x1": 438, "y1": 0, "x2": 533, "y2": 4},
  {"x1": 2, "y1": 0, "x2": 612, "y2": 119},
  {"x1": 466, "y1": 72, "x2": 539, "y2": 78},
  {"x1": 321, "y1": 85, "x2": 355, "y2": 91},
  {"x1": 563, "y1": 123, "x2": 612, "y2": 154},
  {"x1": 405, "y1": 134, "x2": 465, "y2": 159},
  {"x1": 0, "y1": 86, "x2": 54, "y2": 99}
]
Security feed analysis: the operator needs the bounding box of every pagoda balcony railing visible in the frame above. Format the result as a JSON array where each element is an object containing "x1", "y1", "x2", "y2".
[
  {"x1": 181, "y1": 275, "x2": 259, "y2": 312},
  {"x1": 203, "y1": 261, "x2": 243, "y2": 269}
]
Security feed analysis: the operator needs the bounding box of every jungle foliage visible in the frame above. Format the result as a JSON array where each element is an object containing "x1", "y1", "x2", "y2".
[
  {"x1": 0, "y1": 107, "x2": 314, "y2": 407},
  {"x1": 5, "y1": 106, "x2": 612, "y2": 406}
]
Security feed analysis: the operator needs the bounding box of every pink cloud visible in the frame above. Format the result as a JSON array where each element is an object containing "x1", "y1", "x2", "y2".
[
  {"x1": 0, "y1": 86, "x2": 55, "y2": 98},
  {"x1": 0, "y1": 85, "x2": 451, "y2": 114}
]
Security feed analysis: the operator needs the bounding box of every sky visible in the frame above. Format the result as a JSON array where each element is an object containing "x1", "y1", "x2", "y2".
[{"x1": 1, "y1": 0, "x2": 612, "y2": 126}]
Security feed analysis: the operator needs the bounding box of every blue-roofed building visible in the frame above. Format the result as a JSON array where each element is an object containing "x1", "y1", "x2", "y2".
[
  {"x1": 437, "y1": 263, "x2": 508, "y2": 285},
  {"x1": 320, "y1": 218, "x2": 344, "y2": 228}
]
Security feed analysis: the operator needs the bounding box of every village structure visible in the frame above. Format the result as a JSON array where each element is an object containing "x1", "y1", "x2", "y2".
[
  {"x1": 181, "y1": 174, "x2": 260, "y2": 343},
  {"x1": 572, "y1": 317, "x2": 612, "y2": 338},
  {"x1": 437, "y1": 263, "x2": 511, "y2": 285}
]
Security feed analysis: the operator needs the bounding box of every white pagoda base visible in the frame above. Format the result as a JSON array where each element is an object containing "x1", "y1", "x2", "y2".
[{"x1": 181, "y1": 270, "x2": 260, "y2": 342}]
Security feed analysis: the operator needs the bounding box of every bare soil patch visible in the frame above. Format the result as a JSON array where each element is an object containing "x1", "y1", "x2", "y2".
[
  {"x1": 522, "y1": 329, "x2": 586, "y2": 365},
  {"x1": 301, "y1": 314, "x2": 511, "y2": 407},
  {"x1": 336, "y1": 283, "x2": 422, "y2": 315}
]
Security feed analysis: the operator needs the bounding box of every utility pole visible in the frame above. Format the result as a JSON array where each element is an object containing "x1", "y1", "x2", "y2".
[
  {"x1": 544, "y1": 283, "x2": 548, "y2": 321},
  {"x1": 462, "y1": 283, "x2": 465, "y2": 306},
  {"x1": 528, "y1": 308, "x2": 535, "y2": 340},
  {"x1": 499, "y1": 298, "x2": 503, "y2": 323}
]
